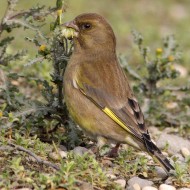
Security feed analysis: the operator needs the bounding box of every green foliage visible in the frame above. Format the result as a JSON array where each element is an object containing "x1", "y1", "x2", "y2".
[
  {"x1": 120, "y1": 30, "x2": 190, "y2": 131},
  {"x1": 0, "y1": 0, "x2": 81, "y2": 149}
]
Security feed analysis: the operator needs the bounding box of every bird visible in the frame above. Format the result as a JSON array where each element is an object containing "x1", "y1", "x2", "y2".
[{"x1": 63, "y1": 13, "x2": 174, "y2": 173}]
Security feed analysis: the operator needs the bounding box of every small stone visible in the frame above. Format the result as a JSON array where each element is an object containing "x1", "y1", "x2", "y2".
[
  {"x1": 137, "y1": 152, "x2": 152, "y2": 160},
  {"x1": 133, "y1": 183, "x2": 141, "y2": 190},
  {"x1": 49, "y1": 152, "x2": 60, "y2": 161},
  {"x1": 155, "y1": 166, "x2": 168, "y2": 179},
  {"x1": 142, "y1": 186, "x2": 158, "y2": 190},
  {"x1": 171, "y1": 153, "x2": 185, "y2": 163},
  {"x1": 59, "y1": 145, "x2": 67, "y2": 151},
  {"x1": 162, "y1": 152, "x2": 168, "y2": 157},
  {"x1": 156, "y1": 133, "x2": 190, "y2": 155},
  {"x1": 102, "y1": 159, "x2": 113, "y2": 166},
  {"x1": 149, "y1": 127, "x2": 162, "y2": 136},
  {"x1": 59, "y1": 151, "x2": 67, "y2": 158},
  {"x1": 181, "y1": 147, "x2": 190, "y2": 158},
  {"x1": 106, "y1": 173, "x2": 117, "y2": 179},
  {"x1": 79, "y1": 182, "x2": 94, "y2": 190},
  {"x1": 114, "y1": 179, "x2": 126, "y2": 188},
  {"x1": 159, "y1": 184, "x2": 176, "y2": 190},
  {"x1": 128, "y1": 177, "x2": 154, "y2": 188},
  {"x1": 73, "y1": 146, "x2": 89, "y2": 156},
  {"x1": 164, "y1": 177, "x2": 173, "y2": 185}
]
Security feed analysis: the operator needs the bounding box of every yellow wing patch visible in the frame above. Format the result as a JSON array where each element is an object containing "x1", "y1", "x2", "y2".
[
  {"x1": 75, "y1": 79, "x2": 137, "y2": 138},
  {"x1": 102, "y1": 107, "x2": 132, "y2": 134}
]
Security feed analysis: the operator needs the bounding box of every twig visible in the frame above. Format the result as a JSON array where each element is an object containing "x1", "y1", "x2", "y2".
[{"x1": 7, "y1": 141, "x2": 60, "y2": 170}]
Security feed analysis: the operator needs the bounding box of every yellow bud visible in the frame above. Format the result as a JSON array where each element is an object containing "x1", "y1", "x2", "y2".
[
  {"x1": 61, "y1": 28, "x2": 78, "y2": 39},
  {"x1": 0, "y1": 111, "x2": 3, "y2": 118},
  {"x1": 169, "y1": 64, "x2": 175, "y2": 70},
  {"x1": 57, "y1": 9, "x2": 62, "y2": 16},
  {"x1": 156, "y1": 48, "x2": 163, "y2": 55},
  {"x1": 39, "y1": 44, "x2": 46, "y2": 52},
  {"x1": 168, "y1": 55, "x2": 174, "y2": 62}
]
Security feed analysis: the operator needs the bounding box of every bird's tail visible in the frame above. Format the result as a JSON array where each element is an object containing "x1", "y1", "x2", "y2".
[
  {"x1": 143, "y1": 133, "x2": 174, "y2": 173},
  {"x1": 153, "y1": 150, "x2": 174, "y2": 172}
]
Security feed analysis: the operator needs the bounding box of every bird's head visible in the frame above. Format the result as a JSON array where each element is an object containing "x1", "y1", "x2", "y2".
[{"x1": 63, "y1": 13, "x2": 116, "y2": 52}]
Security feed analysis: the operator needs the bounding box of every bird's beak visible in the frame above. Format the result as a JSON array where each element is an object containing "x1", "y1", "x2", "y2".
[
  {"x1": 63, "y1": 20, "x2": 79, "y2": 32},
  {"x1": 62, "y1": 20, "x2": 79, "y2": 39}
]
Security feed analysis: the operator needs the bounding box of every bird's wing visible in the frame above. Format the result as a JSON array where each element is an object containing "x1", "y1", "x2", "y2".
[
  {"x1": 73, "y1": 59, "x2": 162, "y2": 153},
  {"x1": 74, "y1": 72, "x2": 149, "y2": 143},
  {"x1": 75, "y1": 79, "x2": 163, "y2": 154}
]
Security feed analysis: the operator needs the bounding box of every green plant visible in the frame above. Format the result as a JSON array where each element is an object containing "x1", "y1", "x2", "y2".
[
  {"x1": 0, "y1": 0, "x2": 81, "y2": 149},
  {"x1": 120, "y1": 31, "x2": 190, "y2": 130}
]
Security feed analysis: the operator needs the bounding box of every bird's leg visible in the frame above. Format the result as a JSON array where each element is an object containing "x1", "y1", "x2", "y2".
[
  {"x1": 107, "y1": 143, "x2": 120, "y2": 158},
  {"x1": 93, "y1": 136, "x2": 108, "y2": 158}
]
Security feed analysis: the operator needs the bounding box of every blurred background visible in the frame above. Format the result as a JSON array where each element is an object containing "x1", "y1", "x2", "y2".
[{"x1": 0, "y1": 0, "x2": 189, "y2": 76}]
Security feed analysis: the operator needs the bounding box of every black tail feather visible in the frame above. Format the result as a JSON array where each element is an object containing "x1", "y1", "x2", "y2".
[{"x1": 142, "y1": 133, "x2": 174, "y2": 172}]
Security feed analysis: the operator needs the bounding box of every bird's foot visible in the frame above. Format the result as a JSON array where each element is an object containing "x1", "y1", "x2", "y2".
[{"x1": 107, "y1": 143, "x2": 120, "y2": 158}]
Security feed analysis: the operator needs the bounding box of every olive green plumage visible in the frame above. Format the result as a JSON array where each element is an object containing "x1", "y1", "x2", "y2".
[{"x1": 63, "y1": 13, "x2": 174, "y2": 173}]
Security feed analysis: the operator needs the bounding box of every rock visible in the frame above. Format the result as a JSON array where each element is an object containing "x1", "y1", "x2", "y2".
[
  {"x1": 178, "y1": 188, "x2": 190, "y2": 190},
  {"x1": 101, "y1": 159, "x2": 113, "y2": 166},
  {"x1": 59, "y1": 145, "x2": 67, "y2": 151},
  {"x1": 142, "y1": 186, "x2": 158, "y2": 190},
  {"x1": 114, "y1": 179, "x2": 126, "y2": 188},
  {"x1": 181, "y1": 147, "x2": 190, "y2": 158},
  {"x1": 49, "y1": 152, "x2": 60, "y2": 161},
  {"x1": 127, "y1": 183, "x2": 141, "y2": 190},
  {"x1": 171, "y1": 153, "x2": 185, "y2": 163},
  {"x1": 132, "y1": 183, "x2": 141, "y2": 190},
  {"x1": 162, "y1": 152, "x2": 169, "y2": 157},
  {"x1": 79, "y1": 182, "x2": 94, "y2": 190},
  {"x1": 137, "y1": 152, "x2": 152, "y2": 160},
  {"x1": 127, "y1": 177, "x2": 154, "y2": 188},
  {"x1": 59, "y1": 151, "x2": 67, "y2": 158},
  {"x1": 73, "y1": 146, "x2": 89, "y2": 156},
  {"x1": 106, "y1": 173, "x2": 117, "y2": 179},
  {"x1": 155, "y1": 166, "x2": 168, "y2": 179},
  {"x1": 159, "y1": 184, "x2": 176, "y2": 190},
  {"x1": 149, "y1": 127, "x2": 162, "y2": 136},
  {"x1": 156, "y1": 133, "x2": 190, "y2": 155},
  {"x1": 164, "y1": 177, "x2": 173, "y2": 185}
]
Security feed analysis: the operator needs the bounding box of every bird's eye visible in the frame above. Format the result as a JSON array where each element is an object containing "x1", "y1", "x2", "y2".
[{"x1": 81, "y1": 23, "x2": 92, "y2": 30}]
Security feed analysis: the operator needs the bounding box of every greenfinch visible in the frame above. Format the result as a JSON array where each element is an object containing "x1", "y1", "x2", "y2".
[{"x1": 63, "y1": 13, "x2": 174, "y2": 173}]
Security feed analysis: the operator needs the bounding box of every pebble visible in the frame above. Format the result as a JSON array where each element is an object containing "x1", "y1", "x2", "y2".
[
  {"x1": 59, "y1": 145, "x2": 67, "y2": 151},
  {"x1": 142, "y1": 186, "x2": 158, "y2": 190},
  {"x1": 128, "y1": 177, "x2": 154, "y2": 188},
  {"x1": 137, "y1": 152, "x2": 152, "y2": 160},
  {"x1": 159, "y1": 184, "x2": 176, "y2": 190},
  {"x1": 59, "y1": 150, "x2": 67, "y2": 158},
  {"x1": 164, "y1": 177, "x2": 173, "y2": 185},
  {"x1": 181, "y1": 147, "x2": 190, "y2": 158},
  {"x1": 171, "y1": 153, "x2": 185, "y2": 163},
  {"x1": 149, "y1": 126, "x2": 162, "y2": 136},
  {"x1": 49, "y1": 152, "x2": 60, "y2": 161},
  {"x1": 132, "y1": 183, "x2": 141, "y2": 190},
  {"x1": 162, "y1": 152, "x2": 169, "y2": 157},
  {"x1": 155, "y1": 166, "x2": 168, "y2": 179},
  {"x1": 106, "y1": 173, "x2": 117, "y2": 179},
  {"x1": 101, "y1": 159, "x2": 113, "y2": 166},
  {"x1": 114, "y1": 179, "x2": 126, "y2": 188},
  {"x1": 156, "y1": 133, "x2": 190, "y2": 155},
  {"x1": 79, "y1": 182, "x2": 94, "y2": 190},
  {"x1": 73, "y1": 146, "x2": 89, "y2": 156}
]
